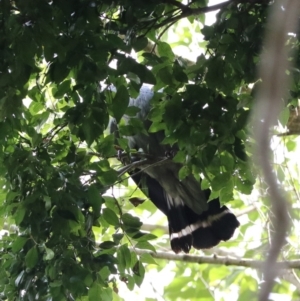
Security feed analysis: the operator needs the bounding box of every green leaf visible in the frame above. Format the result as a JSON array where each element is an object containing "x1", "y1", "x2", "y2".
[
  {"x1": 219, "y1": 179, "x2": 234, "y2": 204},
  {"x1": 132, "y1": 36, "x2": 148, "y2": 52},
  {"x1": 25, "y1": 246, "x2": 38, "y2": 268},
  {"x1": 43, "y1": 195, "x2": 51, "y2": 210},
  {"x1": 205, "y1": 58, "x2": 225, "y2": 89},
  {"x1": 29, "y1": 101, "x2": 44, "y2": 114},
  {"x1": 201, "y1": 25, "x2": 214, "y2": 37},
  {"x1": 44, "y1": 247, "x2": 55, "y2": 261},
  {"x1": 133, "y1": 260, "x2": 145, "y2": 286},
  {"x1": 133, "y1": 64, "x2": 156, "y2": 85},
  {"x1": 178, "y1": 165, "x2": 189, "y2": 180},
  {"x1": 201, "y1": 145, "x2": 217, "y2": 167},
  {"x1": 117, "y1": 137, "x2": 130, "y2": 150},
  {"x1": 118, "y1": 57, "x2": 156, "y2": 84},
  {"x1": 6, "y1": 191, "x2": 20, "y2": 202},
  {"x1": 220, "y1": 33, "x2": 234, "y2": 44},
  {"x1": 99, "y1": 241, "x2": 117, "y2": 249},
  {"x1": 88, "y1": 283, "x2": 101, "y2": 301},
  {"x1": 234, "y1": 138, "x2": 247, "y2": 161},
  {"x1": 235, "y1": 177, "x2": 253, "y2": 194},
  {"x1": 11, "y1": 236, "x2": 28, "y2": 253},
  {"x1": 276, "y1": 165, "x2": 285, "y2": 182},
  {"x1": 286, "y1": 139, "x2": 296, "y2": 152},
  {"x1": 121, "y1": 244, "x2": 132, "y2": 269},
  {"x1": 279, "y1": 106, "x2": 290, "y2": 126},
  {"x1": 47, "y1": 265, "x2": 57, "y2": 280},
  {"x1": 211, "y1": 173, "x2": 231, "y2": 191},
  {"x1": 49, "y1": 60, "x2": 70, "y2": 84},
  {"x1": 201, "y1": 178, "x2": 210, "y2": 190},
  {"x1": 117, "y1": 244, "x2": 131, "y2": 272},
  {"x1": 111, "y1": 85, "x2": 129, "y2": 123},
  {"x1": 14, "y1": 205, "x2": 26, "y2": 225},
  {"x1": 173, "y1": 61, "x2": 188, "y2": 83},
  {"x1": 157, "y1": 41, "x2": 175, "y2": 61},
  {"x1": 133, "y1": 232, "x2": 157, "y2": 242},
  {"x1": 172, "y1": 150, "x2": 186, "y2": 163},
  {"x1": 82, "y1": 120, "x2": 95, "y2": 146},
  {"x1": 113, "y1": 233, "x2": 124, "y2": 244},
  {"x1": 148, "y1": 120, "x2": 166, "y2": 133},
  {"x1": 220, "y1": 151, "x2": 235, "y2": 173},
  {"x1": 102, "y1": 208, "x2": 119, "y2": 226},
  {"x1": 53, "y1": 80, "x2": 71, "y2": 98},
  {"x1": 56, "y1": 209, "x2": 78, "y2": 222},
  {"x1": 98, "y1": 169, "x2": 118, "y2": 185},
  {"x1": 99, "y1": 266, "x2": 110, "y2": 281},
  {"x1": 157, "y1": 67, "x2": 173, "y2": 85},
  {"x1": 104, "y1": 196, "x2": 119, "y2": 213},
  {"x1": 135, "y1": 241, "x2": 156, "y2": 252},
  {"x1": 140, "y1": 253, "x2": 157, "y2": 265},
  {"x1": 101, "y1": 287, "x2": 113, "y2": 301},
  {"x1": 122, "y1": 213, "x2": 142, "y2": 228},
  {"x1": 125, "y1": 105, "x2": 141, "y2": 116},
  {"x1": 88, "y1": 185, "x2": 104, "y2": 214}
]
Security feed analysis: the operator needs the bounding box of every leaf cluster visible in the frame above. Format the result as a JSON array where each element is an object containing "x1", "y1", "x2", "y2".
[{"x1": 0, "y1": 0, "x2": 300, "y2": 300}]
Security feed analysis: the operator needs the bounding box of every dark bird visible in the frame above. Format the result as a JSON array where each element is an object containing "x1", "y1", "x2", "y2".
[{"x1": 109, "y1": 85, "x2": 239, "y2": 253}]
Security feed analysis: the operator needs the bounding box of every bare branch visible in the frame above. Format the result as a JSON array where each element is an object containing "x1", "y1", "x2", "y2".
[
  {"x1": 133, "y1": 249, "x2": 300, "y2": 269},
  {"x1": 252, "y1": 0, "x2": 300, "y2": 300}
]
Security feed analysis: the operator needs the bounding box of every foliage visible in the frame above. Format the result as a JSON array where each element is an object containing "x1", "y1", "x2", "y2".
[{"x1": 0, "y1": 0, "x2": 300, "y2": 300}]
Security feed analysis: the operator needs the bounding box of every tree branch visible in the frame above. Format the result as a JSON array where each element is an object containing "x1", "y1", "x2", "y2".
[
  {"x1": 117, "y1": 156, "x2": 171, "y2": 177},
  {"x1": 154, "y1": 0, "x2": 232, "y2": 29},
  {"x1": 153, "y1": 0, "x2": 272, "y2": 31},
  {"x1": 133, "y1": 249, "x2": 300, "y2": 269},
  {"x1": 161, "y1": 0, "x2": 190, "y2": 10},
  {"x1": 252, "y1": 0, "x2": 300, "y2": 300}
]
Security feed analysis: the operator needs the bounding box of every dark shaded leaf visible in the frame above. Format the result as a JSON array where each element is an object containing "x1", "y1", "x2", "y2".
[
  {"x1": 111, "y1": 85, "x2": 129, "y2": 123},
  {"x1": 157, "y1": 41, "x2": 175, "y2": 61},
  {"x1": 128, "y1": 197, "x2": 146, "y2": 207},
  {"x1": 25, "y1": 247, "x2": 38, "y2": 268},
  {"x1": 211, "y1": 173, "x2": 231, "y2": 191},
  {"x1": 122, "y1": 213, "x2": 142, "y2": 228}
]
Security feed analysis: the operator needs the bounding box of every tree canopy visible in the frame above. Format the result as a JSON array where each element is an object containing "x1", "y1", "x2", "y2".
[{"x1": 0, "y1": 0, "x2": 300, "y2": 300}]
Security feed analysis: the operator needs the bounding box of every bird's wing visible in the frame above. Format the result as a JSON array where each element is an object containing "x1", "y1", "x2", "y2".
[{"x1": 109, "y1": 84, "x2": 240, "y2": 253}]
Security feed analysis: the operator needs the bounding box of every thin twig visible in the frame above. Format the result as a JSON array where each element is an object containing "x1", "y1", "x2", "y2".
[
  {"x1": 235, "y1": 204, "x2": 257, "y2": 217},
  {"x1": 117, "y1": 157, "x2": 170, "y2": 177},
  {"x1": 44, "y1": 122, "x2": 68, "y2": 145}
]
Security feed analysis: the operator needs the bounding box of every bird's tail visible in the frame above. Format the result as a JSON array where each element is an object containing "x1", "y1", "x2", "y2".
[
  {"x1": 168, "y1": 197, "x2": 239, "y2": 253},
  {"x1": 131, "y1": 172, "x2": 239, "y2": 254}
]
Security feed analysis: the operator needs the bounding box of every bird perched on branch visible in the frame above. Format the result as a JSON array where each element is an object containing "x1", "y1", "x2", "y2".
[{"x1": 109, "y1": 84, "x2": 239, "y2": 253}]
